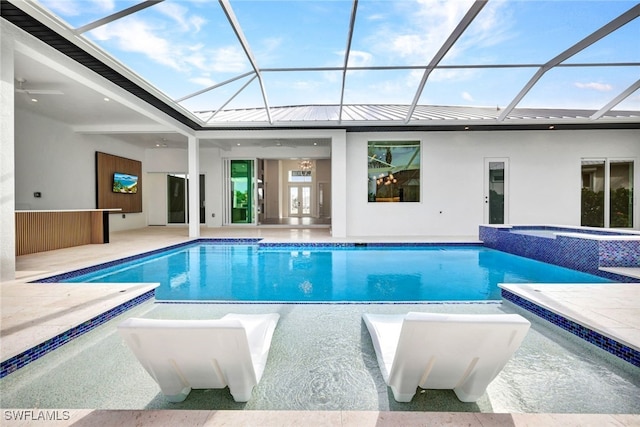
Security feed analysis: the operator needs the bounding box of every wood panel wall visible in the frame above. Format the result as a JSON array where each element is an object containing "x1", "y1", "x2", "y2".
[
  {"x1": 96, "y1": 152, "x2": 142, "y2": 213},
  {"x1": 15, "y1": 211, "x2": 107, "y2": 255}
]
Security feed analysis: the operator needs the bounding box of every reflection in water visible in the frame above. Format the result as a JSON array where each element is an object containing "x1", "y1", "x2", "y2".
[{"x1": 66, "y1": 244, "x2": 611, "y2": 302}]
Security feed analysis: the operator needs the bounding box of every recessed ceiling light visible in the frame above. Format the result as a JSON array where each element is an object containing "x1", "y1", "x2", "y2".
[
  {"x1": 31, "y1": 98, "x2": 38, "y2": 102},
  {"x1": 103, "y1": 97, "x2": 110, "y2": 102},
  {"x1": 549, "y1": 125, "x2": 555, "y2": 130},
  {"x1": 464, "y1": 126, "x2": 470, "y2": 130},
  {"x1": 237, "y1": 143, "x2": 241, "y2": 146}
]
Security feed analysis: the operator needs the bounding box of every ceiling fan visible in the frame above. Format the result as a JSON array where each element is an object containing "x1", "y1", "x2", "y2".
[{"x1": 15, "y1": 78, "x2": 64, "y2": 96}]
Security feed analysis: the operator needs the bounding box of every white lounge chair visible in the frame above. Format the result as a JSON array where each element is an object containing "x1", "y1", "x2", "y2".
[
  {"x1": 118, "y1": 313, "x2": 280, "y2": 402},
  {"x1": 362, "y1": 312, "x2": 530, "y2": 403}
]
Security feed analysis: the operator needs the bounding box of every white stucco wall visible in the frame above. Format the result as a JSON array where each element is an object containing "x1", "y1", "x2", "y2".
[
  {"x1": 14, "y1": 108, "x2": 147, "y2": 231},
  {"x1": 13, "y1": 107, "x2": 640, "y2": 238},
  {"x1": 345, "y1": 129, "x2": 639, "y2": 237}
]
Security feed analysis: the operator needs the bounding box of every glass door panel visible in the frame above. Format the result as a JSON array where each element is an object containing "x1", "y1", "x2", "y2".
[
  {"x1": 485, "y1": 160, "x2": 507, "y2": 224},
  {"x1": 167, "y1": 174, "x2": 186, "y2": 224},
  {"x1": 199, "y1": 174, "x2": 205, "y2": 224},
  {"x1": 231, "y1": 160, "x2": 254, "y2": 224},
  {"x1": 301, "y1": 186, "x2": 311, "y2": 215},
  {"x1": 289, "y1": 187, "x2": 299, "y2": 216},
  {"x1": 610, "y1": 160, "x2": 633, "y2": 228},
  {"x1": 581, "y1": 160, "x2": 605, "y2": 227}
]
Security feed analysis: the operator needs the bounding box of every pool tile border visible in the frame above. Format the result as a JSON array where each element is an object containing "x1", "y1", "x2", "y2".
[
  {"x1": 35, "y1": 240, "x2": 483, "y2": 283},
  {"x1": 501, "y1": 289, "x2": 640, "y2": 368},
  {"x1": 35, "y1": 238, "x2": 262, "y2": 283},
  {"x1": 0, "y1": 289, "x2": 155, "y2": 379},
  {"x1": 154, "y1": 299, "x2": 502, "y2": 305},
  {"x1": 480, "y1": 225, "x2": 640, "y2": 282}
]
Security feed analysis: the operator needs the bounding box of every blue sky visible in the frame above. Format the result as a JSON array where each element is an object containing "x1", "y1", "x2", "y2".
[{"x1": 38, "y1": 0, "x2": 640, "y2": 113}]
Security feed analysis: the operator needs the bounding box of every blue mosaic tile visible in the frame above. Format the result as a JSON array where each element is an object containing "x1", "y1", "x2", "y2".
[
  {"x1": 501, "y1": 289, "x2": 640, "y2": 368},
  {"x1": 257, "y1": 242, "x2": 482, "y2": 249},
  {"x1": 479, "y1": 225, "x2": 640, "y2": 282},
  {"x1": 155, "y1": 300, "x2": 502, "y2": 305},
  {"x1": 35, "y1": 238, "x2": 263, "y2": 283},
  {"x1": 0, "y1": 289, "x2": 155, "y2": 379}
]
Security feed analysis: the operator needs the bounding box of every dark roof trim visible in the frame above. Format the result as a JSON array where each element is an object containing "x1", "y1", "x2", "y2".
[{"x1": 193, "y1": 122, "x2": 640, "y2": 133}]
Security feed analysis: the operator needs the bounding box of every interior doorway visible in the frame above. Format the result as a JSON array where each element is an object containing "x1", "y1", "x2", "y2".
[{"x1": 167, "y1": 173, "x2": 205, "y2": 224}]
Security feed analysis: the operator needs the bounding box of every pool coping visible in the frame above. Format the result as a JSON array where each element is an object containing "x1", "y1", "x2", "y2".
[
  {"x1": 6, "y1": 237, "x2": 639, "y2": 377},
  {"x1": 500, "y1": 283, "x2": 640, "y2": 368},
  {"x1": 2, "y1": 285, "x2": 638, "y2": 378},
  {"x1": 0, "y1": 285, "x2": 157, "y2": 378}
]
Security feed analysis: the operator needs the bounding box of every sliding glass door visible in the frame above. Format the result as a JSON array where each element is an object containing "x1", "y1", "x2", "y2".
[
  {"x1": 167, "y1": 174, "x2": 205, "y2": 224},
  {"x1": 582, "y1": 159, "x2": 634, "y2": 228},
  {"x1": 225, "y1": 160, "x2": 255, "y2": 224}
]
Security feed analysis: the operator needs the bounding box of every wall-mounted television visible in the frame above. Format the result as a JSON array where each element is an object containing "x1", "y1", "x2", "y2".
[{"x1": 112, "y1": 172, "x2": 138, "y2": 194}]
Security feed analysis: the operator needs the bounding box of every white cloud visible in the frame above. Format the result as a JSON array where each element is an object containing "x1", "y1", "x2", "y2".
[
  {"x1": 367, "y1": 13, "x2": 386, "y2": 22},
  {"x1": 189, "y1": 77, "x2": 216, "y2": 87},
  {"x1": 155, "y1": 2, "x2": 206, "y2": 33},
  {"x1": 91, "y1": 19, "x2": 183, "y2": 71},
  {"x1": 462, "y1": 91, "x2": 474, "y2": 101},
  {"x1": 89, "y1": 12, "x2": 248, "y2": 76},
  {"x1": 365, "y1": 0, "x2": 511, "y2": 68},
  {"x1": 347, "y1": 50, "x2": 374, "y2": 68},
  {"x1": 575, "y1": 82, "x2": 613, "y2": 92},
  {"x1": 39, "y1": 0, "x2": 82, "y2": 16},
  {"x1": 39, "y1": 0, "x2": 115, "y2": 16},
  {"x1": 210, "y1": 47, "x2": 249, "y2": 73},
  {"x1": 93, "y1": 0, "x2": 115, "y2": 13}
]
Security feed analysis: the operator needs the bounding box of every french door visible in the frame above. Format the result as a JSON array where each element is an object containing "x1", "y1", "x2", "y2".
[{"x1": 289, "y1": 185, "x2": 311, "y2": 217}]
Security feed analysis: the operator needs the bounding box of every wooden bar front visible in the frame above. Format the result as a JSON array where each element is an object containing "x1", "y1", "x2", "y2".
[{"x1": 15, "y1": 210, "x2": 114, "y2": 256}]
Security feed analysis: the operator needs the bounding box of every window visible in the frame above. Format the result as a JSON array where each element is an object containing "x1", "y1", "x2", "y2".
[
  {"x1": 288, "y1": 170, "x2": 312, "y2": 183},
  {"x1": 368, "y1": 141, "x2": 420, "y2": 202},
  {"x1": 581, "y1": 159, "x2": 634, "y2": 228}
]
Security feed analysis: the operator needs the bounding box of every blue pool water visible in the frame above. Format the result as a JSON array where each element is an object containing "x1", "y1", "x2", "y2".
[{"x1": 58, "y1": 243, "x2": 612, "y2": 302}]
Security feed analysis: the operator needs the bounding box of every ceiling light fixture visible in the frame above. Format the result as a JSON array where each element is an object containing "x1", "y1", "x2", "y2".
[
  {"x1": 31, "y1": 98, "x2": 38, "y2": 102},
  {"x1": 103, "y1": 97, "x2": 110, "y2": 102},
  {"x1": 299, "y1": 160, "x2": 313, "y2": 170}
]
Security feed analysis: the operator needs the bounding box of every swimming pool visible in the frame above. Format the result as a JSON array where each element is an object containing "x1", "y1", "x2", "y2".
[{"x1": 55, "y1": 243, "x2": 612, "y2": 302}]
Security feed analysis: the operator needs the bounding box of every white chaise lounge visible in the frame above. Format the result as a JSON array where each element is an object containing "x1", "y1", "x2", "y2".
[
  {"x1": 118, "y1": 313, "x2": 280, "y2": 402},
  {"x1": 362, "y1": 312, "x2": 530, "y2": 403}
]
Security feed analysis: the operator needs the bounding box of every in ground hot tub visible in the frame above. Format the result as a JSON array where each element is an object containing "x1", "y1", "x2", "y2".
[{"x1": 479, "y1": 225, "x2": 640, "y2": 282}]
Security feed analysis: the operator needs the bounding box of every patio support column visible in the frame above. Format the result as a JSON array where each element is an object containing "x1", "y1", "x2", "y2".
[
  {"x1": 188, "y1": 135, "x2": 200, "y2": 238},
  {"x1": 331, "y1": 131, "x2": 347, "y2": 238},
  {"x1": 0, "y1": 22, "x2": 16, "y2": 281}
]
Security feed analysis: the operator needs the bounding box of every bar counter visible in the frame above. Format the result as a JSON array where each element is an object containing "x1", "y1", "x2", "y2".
[{"x1": 15, "y1": 209, "x2": 120, "y2": 255}]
